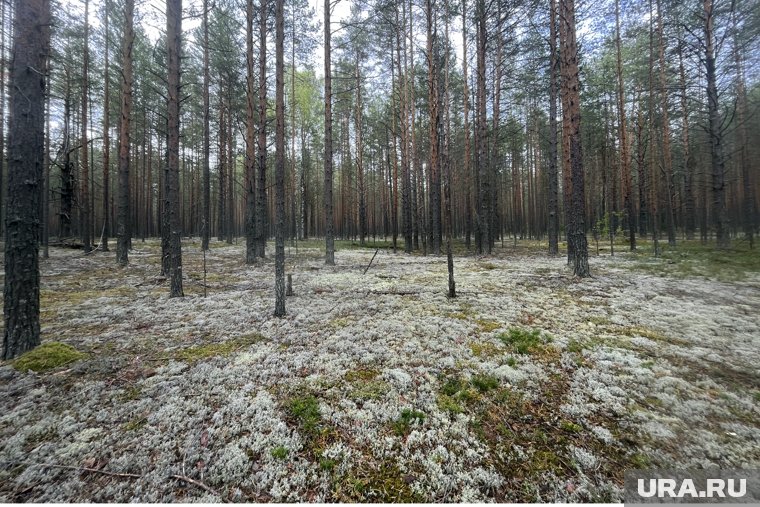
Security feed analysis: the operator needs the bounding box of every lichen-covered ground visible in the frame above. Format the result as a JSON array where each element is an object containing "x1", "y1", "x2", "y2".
[{"x1": 1, "y1": 238, "x2": 759, "y2": 502}]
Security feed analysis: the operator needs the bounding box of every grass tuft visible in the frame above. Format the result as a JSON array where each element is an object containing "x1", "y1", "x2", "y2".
[{"x1": 498, "y1": 327, "x2": 551, "y2": 355}]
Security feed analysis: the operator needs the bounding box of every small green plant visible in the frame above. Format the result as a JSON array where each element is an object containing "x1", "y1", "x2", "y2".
[
  {"x1": 123, "y1": 417, "x2": 147, "y2": 431},
  {"x1": 287, "y1": 395, "x2": 322, "y2": 435},
  {"x1": 175, "y1": 333, "x2": 265, "y2": 362},
  {"x1": 498, "y1": 328, "x2": 551, "y2": 355},
  {"x1": 392, "y1": 409, "x2": 425, "y2": 436},
  {"x1": 320, "y1": 457, "x2": 337, "y2": 471},
  {"x1": 13, "y1": 342, "x2": 87, "y2": 373},
  {"x1": 506, "y1": 356, "x2": 517, "y2": 367},
  {"x1": 437, "y1": 394, "x2": 464, "y2": 414},
  {"x1": 440, "y1": 377, "x2": 465, "y2": 396},
  {"x1": 271, "y1": 445, "x2": 289, "y2": 459},
  {"x1": 560, "y1": 420, "x2": 583, "y2": 433},
  {"x1": 471, "y1": 374, "x2": 499, "y2": 393}
]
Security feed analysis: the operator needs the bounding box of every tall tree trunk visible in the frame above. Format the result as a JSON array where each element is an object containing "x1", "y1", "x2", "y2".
[
  {"x1": 559, "y1": 0, "x2": 589, "y2": 277},
  {"x1": 324, "y1": 0, "x2": 335, "y2": 264},
  {"x1": 426, "y1": 0, "x2": 441, "y2": 255},
  {"x1": 257, "y1": 0, "x2": 268, "y2": 258},
  {"x1": 226, "y1": 87, "x2": 234, "y2": 244},
  {"x1": 116, "y1": 0, "x2": 133, "y2": 266},
  {"x1": 656, "y1": 0, "x2": 676, "y2": 246},
  {"x1": 80, "y1": 0, "x2": 91, "y2": 252},
  {"x1": 443, "y1": 0, "x2": 455, "y2": 297},
  {"x1": 615, "y1": 0, "x2": 635, "y2": 250},
  {"x1": 703, "y1": 0, "x2": 728, "y2": 248},
  {"x1": 202, "y1": 0, "x2": 211, "y2": 250},
  {"x1": 3, "y1": 0, "x2": 50, "y2": 359},
  {"x1": 547, "y1": 0, "x2": 559, "y2": 255},
  {"x1": 166, "y1": 0, "x2": 184, "y2": 297},
  {"x1": 462, "y1": 0, "x2": 472, "y2": 251},
  {"x1": 102, "y1": 0, "x2": 110, "y2": 251},
  {"x1": 355, "y1": 61, "x2": 367, "y2": 246},
  {"x1": 245, "y1": 0, "x2": 257, "y2": 261},
  {"x1": 732, "y1": 11, "x2": 753, "y2": 249},
  {"x1": 475, "y1": 0, "x2": 489, "y2": 255},
  {"x1": 274, "y1": 0, "x2": 285, "y2": 316},
  {"x1": 678, "y1": 42, "x2": 695, "y2": 241}
]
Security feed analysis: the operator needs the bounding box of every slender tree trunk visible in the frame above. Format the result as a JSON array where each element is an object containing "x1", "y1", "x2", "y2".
[
  {"x1": 462, "y1": 0, "x2": 472, "y2": 251},
  {"x1": 3, "y1": 0, "x2": 50, "y2": 359},
  {"x1": 426, "y1": 0, "x2": 441, "y2": 255},
  {"x1": 355, "y1": 61, "x2": 367, "y2": 246},
  {"x1": 547, "y1": 0, "x2": 559, "y2": 256},
  {"x1": 615, "y1": 0, "x2": 635, "y2": 250},
  {"x1": 703, "y1": 0, "x2": 728, "y2": 248},
  {"x1": 102, "y1": 0, "x2": 110, "y2": 251},
  {"x1": 166, "y1": 0, "x2": 184, "y2": 297},
  {"x1": 656, "y1": 0, "x2": 676, "y2": 246},
  {"x1": 245, "y1": 0, "x2": 257, "y2": 261},
  {"x1": 443, "y1": 0, "x2": 455, "y2": 297},
  {"x1": 559, "y1": 0, "x2": 589, "y2": 277},
  {"x1": 116, "y1": 0, "x2": 133, "y2": 266},
  {"x1": 202, "y1": 0, "x2": 211, "y2": 250},
  {"x1": 732, "y1": 12, "x2": 753, "y2": 249},
  {"x1": 678, "y1": 42, "x2": 695, "y2": 241},
  {"x1": 324, "y1": 0, "x2": 335, "y2": 264},
  {"x1": 475, "y1": 0, "x2": 489, "y2": 255},
  {"x1": 80, "y1": 0, "x2": 91, "y2": 252},
  {"x1": 274, "y1": 0, "x2": 285, "y2": 316},
  {"x1": 257, "y1": 0, "x2": 268, "y2": 257}
]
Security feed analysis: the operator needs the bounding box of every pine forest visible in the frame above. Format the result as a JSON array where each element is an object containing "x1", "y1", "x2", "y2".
[{"x1": 0, "y1": 0, "x2": 759, "y2": 501}]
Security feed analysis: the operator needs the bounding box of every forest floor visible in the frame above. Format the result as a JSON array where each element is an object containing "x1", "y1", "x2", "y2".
[{"x1": 1, "y1": 237, "x2": 759, "y2": 502}]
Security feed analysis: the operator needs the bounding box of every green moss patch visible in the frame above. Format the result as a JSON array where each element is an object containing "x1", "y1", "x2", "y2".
[
  {"x1": 13, "y1": 342, "x2": 87, "y2": 373},
  {"x1": 174, "y1": 333, "x2": 265, "y2": 362},
  {"x1": 498, "y1": 327, "x2": 552, "y2": 355},
  {"x1": 391, "y1": 409, "x2": 425, "y2": 436}
]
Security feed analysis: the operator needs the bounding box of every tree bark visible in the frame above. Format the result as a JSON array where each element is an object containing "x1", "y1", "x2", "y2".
[
  {"x1": 257, "y1": 0, "x2": 268, "y2": 258},
  {"x1": 703, "y1": 0, "x2": 728, "y2": 248},
  {"x1": 3, "y1": 0, "x2": 50, "y2": 359},
  {"x1": 202, "y1": 0, "x2": 211, "y2": 251},
  {"x1": 324, "y1": 0, "x2": 335, "y2": 264},
  {"x1": 559, "y1": 0, "x2": 589, "y2": 277},
  {"x1": 166, "y1": 0, "x2": 184, "y2": 297},
  {"x1": 547, "y1": 0, "x2": 559, "y2": 256},
  {"x1": 274, "y1": 0, "x2": 286, "y2": 316},
  {"x1": 101, "y1": 0, "x2": 110, "y2": 251},
  {"x1": 116, "y1": 0, "x2": 133, "y2": 266},
  {"x1": 615, "y1": 0, "x2": 635, "y2": 251},
  {"x1": 80, "y1": 0, "x2": 91, "y2": 252}
]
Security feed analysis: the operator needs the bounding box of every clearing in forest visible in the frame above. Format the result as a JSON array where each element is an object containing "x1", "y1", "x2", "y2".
[{"x1": 1, "y1": 239, "x2": 758, "y2": 502}]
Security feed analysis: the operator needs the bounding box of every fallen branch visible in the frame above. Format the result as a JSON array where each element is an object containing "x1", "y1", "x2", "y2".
[
  {"x1": 170, "y1": 474, "x2": 223, "y2": 499},
  {"x1": 363, "y1": 249, "x2": 380, "y2": 275},
  {"x1": 2, "y1": 460, "x2": 140, "y2": 479}
]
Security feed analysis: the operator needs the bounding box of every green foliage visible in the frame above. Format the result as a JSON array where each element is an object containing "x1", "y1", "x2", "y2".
[
  {"x1": 271, "y1": 445, "x2": 289, "y2": 460},
  {"x1": 174, "y1": 333, "x2": 265, "y2": 362},
  {"x1": 13, "y1": 342, "x2": 87, "y2": 373},
  {"x1": 560, "y1": 420, "x2": 583, "y2": 433},
  {"x1": 392, "y1": 409, "x2": 425, "y2": 436},
  {"x1": 498, "y1": 328, "x2": 551, "y2": 355},
  {"x1": 123, "y1": 416, "x2": 148, "y2": 431},
  {"x1": 471, "y1": 374, "x2": 499, "y2": 393},
  {"x1": 287, "y1": 395, "x2": 322, "y2": 436},
  {"x1": 320, "y1": 458, "x2": 337, "y2": 471},
  {"x1": 331, "y1": 458, "x2": 422, "y2": 502}
]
